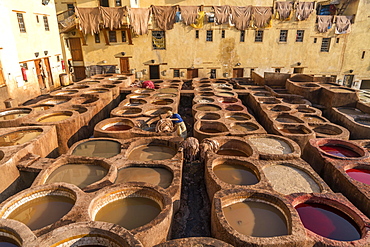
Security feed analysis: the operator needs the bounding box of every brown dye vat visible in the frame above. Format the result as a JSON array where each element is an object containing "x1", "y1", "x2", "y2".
[
  {"x1": 95, "y1": 197, "x2": 161, "y2": 230},
  {"x1": 198, "y1": 88, "x2": 213, "y2": 92},
  {"x1": 199, "y1": 84, "x2": 211, "y2": 87},
  {"x1": 151, "y1": 99, "x2": 174, "y2": 105},
  {"x1": 248, "y1": 136, "x2": 292, "y2": 155},
  {"x1": 215, "y1": 92, "x2": 234, "y2": 97},
  {"x1": 200, "y1": 92, "x2": 215, "y2": 97},
  {"x1": 258, "y1": 98, "x2": 281, "y2": 104},
  {"x1": 302, "y1": 83, "x2": 320, "y2": 88},
  {"x1": 116, "y1": 108, "x2": 142, "y2": 115},
  {"x1": 128, "y1": 94, "x2": 150, "y2": 99},
  {"x1": 213, "y1": 163, "x2": 259, "y2": 185},
  {"x1": 0, "y1": 109, "x2": 31, "y2": 121},
  {"x1": 104, "y1": 124, "x2": 132, "y2": 131},
  {"x1": 0, "y1": 236, "x2": 20, "y2": 247},
  {"x1": 198, "y1": 113, "x2": 221, "y2": 120},
  {"x1": 337, "y1": 107, "x2": 365, "y2": 116},
  {"x1": 37, "y1": 112, "x2": 72, "y2": 123},
  {"x1": 45, "y1": 164, "x2": 108, "y2": 189},
  {"x1": 215, "y1": 87, "x2": 232, "y2": 92},
  {"x1": 124, "y1": 99, "x2": 147, "y2": 106},
  {"x1": 269, "y1": 105, "x2": 291, "y2": 112},
  {"x1": 6, "y1": 195, "x2": 74, "y2": 230},
  {"x1": 84, "y1": 88, "x2": 110, "y2": 94},
  {"x1": 31, "y1": 104, "x2": 54, "y2": 112},
  {"x1": 66, "y1": 84, "x2": 89, "y2": 89},
  {"x1": 40, "y1": 98, "x2": 69, "y2": 105},
  {"x1": 311, "y1": 124, "x2": 343, "y2": 136},
  {"x1": 71, "y1": 139, "x2": 121, "y2": 158},
  {"x1": 302, "y1": 115, "x2": 327, "y2": 123},
  {"x1": 253, "y1": 92, "x2": 271, "y2": 97},
  {"x1": 145, "y1": 107, "x2": 173, "y2": 116},
  {"x1": 281, "y1": 97, "x2": 307, "y2": 105},
  {"x1": 0, "y1": 129, "x2": 43, "y2": 146},
  {"x1": 230, "y1": 122, "x2": 258, "y2": 132},
  {"x1": 154, "y1": 93, "x2": 177, "y2": 98},
  {"x1": 225, "y1": 105, "x2": 244, "y2": 111},
  {"x1": 222, "y1": 200, "x2": 288, "y2": 237},
  {"x1": 279, "y1": 126, "x2": 310, "y2": 134},
  {"x1": 199, "y1": 122, "x2": 229, "y2": 134},
  {"x1": 297, "y1": 107, "x2": 316, "y2": 113},
  {"x1": 116, "y1": 167, "x2": 173, "y2": 188},
  {"x1": 275, "y1": 114, "x2": 303, "y2": 123},
  {"x1": 68, "y1": 106, "x2": 88, "y2": 114},
  {"x1": 195, "y1": 104, "x2": 222, "y2": 112},
  {"x1": 193, "y1": 97, "x2": 214, "y2": 104},
  {"x1": 216, "y1": 140, "x2": 253, "y2": 157},
  {"x1": 263, "y1": 164, "x2": 321, "y2": 195},
  {"x1": 226, "y1": 113, "x2": 251, "y2": 121},
  {"x1": 133, "y1": 89, "x2": 154, "y2": 94},
  {"x1": 52, "y1": 90, "x2": 78, "y2": 96},
  {"x1": 219, "y1": 97, "x2": 238, "y2": 104},
  {"x1": 355, "y1": 117, "x2": 370, "y2": 126},
  {"x1": 127, "y1": 145, "x2": 177, "y2": 161}
]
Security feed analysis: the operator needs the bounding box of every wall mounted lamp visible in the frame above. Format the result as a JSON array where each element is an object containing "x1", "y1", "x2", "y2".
[
  {"x1": 44, "y1": 50, "x2": 48, "y2": 56},
  {"x1": 34, "y1": 52, "x2": 39, "y2": 58}
]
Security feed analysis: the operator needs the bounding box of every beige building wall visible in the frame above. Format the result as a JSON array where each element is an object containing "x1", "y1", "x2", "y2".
[{"x1": 0, "y1": 0, "x2": 65, "y2": 107}]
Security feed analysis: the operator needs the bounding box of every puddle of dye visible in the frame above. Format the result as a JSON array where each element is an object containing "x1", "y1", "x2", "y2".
[
  {"x1": 38, "y1": 114, "x2": 71, "y2": 123},
  {"x1": 249, "y1": 137, "x2": 292, "y2": 155},
  {"x1": 200, "y1": 114, "x2": 220, "y2": 120},
  {"x1": 0, "y1": 113, "x2": 28, "y2": 121},
  {"x1": 223, "y1": 201, "x2": 288, "y2": 237},
  {"x1": 356, "y1": 119, "x2": 370, "y2": 126},
  {"x1": 0, "y1": 237, "x2": 19, "y2": 247},
  {"x1": 103, "y1": 124, "x2": 132, "y2": 131},
  {"x1": 295, "y1": 203, "x2": 361, "y2": 241},
  {"x1": 0, "y1": 129, "x2": 43, "y2": 147},
  {"x1": 217, "y1": 149, "x2": 249, "y2": 157},
  {"x1": 263, "y1": 165, "x2": 321, "y2": 195},
  {"x1": 196, "y1": 105, "x2": 221, "y2": 111},
  {"x1": 95, "y1": 197, "x2": 161, "y2": 230},
  {"x1": 7, "y1": 195, "x2": 74, "y2": 230},
  {"x1": 116, "y1": 167, "x2": 173, "y2": 188},
  {"x1": 46, "y1": 164, "x2": 107, "y2": 188},
  {"x1": 346, "y1": 168, "x2": 370, "y2": 185},
  {"x1": 214, "y1": 163, "x2": 258, "y2": 185},
  {"x1": 319, "y1": 145, "x2": 361, "y2": 158},
  {"x1": 72, "y1": 140, "x2": 121, "y2": 158},
  {"x1": 231, "y1": 123, "x2": 258, "y2": 132},
  {"x1": 128, "y1": 145, "x2": 177, "y2": 161}
]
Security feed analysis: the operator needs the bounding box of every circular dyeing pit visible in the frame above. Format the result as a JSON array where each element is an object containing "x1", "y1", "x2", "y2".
[
  {"x1": 230, "y1": 122, "x2": 259, "y2": 132},
  {"x1": 263, "y1": 164, "x2": 321, "y2": 195},
  {"x1": 37, "y1": 112, "x2": 72, "y2": 123},
  {"x1": 248, "y1": 136, "x2": 292, "y2": 155},
  {"x1": 213, "y1": 160, "x2": 259, "y2": 186},
  {"x1": 346, "y1": 168, "x2": 370, "y2": 185},
  {"x1": 45, "y1": 164, "x2": 108, "y2": 189},
  {"x1": 127, "y1": 144, "x2": 177, "y2": 161},
  {"x1": 0, "y1": 129, "x2": 43, "y2": 147},
  {"x1": 223, "y1": 200, "x2": 288, "y2": 237},
  {"x1": 225, "y1": 113, "x2": 251, "y2": 121},
  {"x1": 0, "y1": 108, "x2": 31, "y2": 121},
  {"x1": 0, "y1": 236, "x2": 20, "y2": 247},
  {"x1": 216, "y1": 139, "x2": 253, "y2": 157},
  {"x1": 319, "y1": 145, "x2": 361, "y2": 158},
  {"x1": 115, "y1": 166, "x2": 173, "y2": 188},
  {"x1": 295, "y1": 203, "x2": 362, "y2": 241},
  {"x1": 70, "y1": 139, "x2": 121, "y2": 158}
]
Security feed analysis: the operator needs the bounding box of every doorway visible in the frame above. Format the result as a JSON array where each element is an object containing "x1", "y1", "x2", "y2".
[
  {"x1": 68, "y1": 38, "x2": 86, "y2": 80},
  {"x1": 34, "y1": 59, "x2": 47, "y2": 91},
  {"x1": 187, "y1": 68, "x2": 198, "y2": 79},
  {"x1": 293, "y1": 67, "x2": 304, "y2": 73},
  {"x1": 149, "y1": 65, "x2": 160, "y2": 79},
  {"x1": 43, "y1": 57, "x2": 54, "y2": 88},
  {"x1": 120, "y1": 57, "x2": 130, "y2": 73},
  {"x1": 233, "y1": 68, "x2": 244, "y2": 78},
  {"x1": 343, "y1": 75, "x2": 354, "y2": 87}
]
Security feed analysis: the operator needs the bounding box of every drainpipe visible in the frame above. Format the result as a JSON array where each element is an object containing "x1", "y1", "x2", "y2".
[{"x1": 338, "y1": 35, "x2": 348, "y2": 80}]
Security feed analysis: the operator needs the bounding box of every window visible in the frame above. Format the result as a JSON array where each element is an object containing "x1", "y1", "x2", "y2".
[
  {"x1": 152, "y1": 31, "x2": 166, "y2": 50},
  {"x1": 336, "y1": 38, "x2": 340, "y2": 43},
  {"x1": 67, "y1": 4, "x2": 75, "y2": 15},
  {"x1": 43, "y1": 16, "x2": 50, "y2": 31},
  {"x1": 296, "y1": 30, "x2": 304, "y2": 42},
  {"x1": 94, "y1": 33, "x2": 100, "y2": 43},
  {"x1": 321, "y1": 38, "x2": 331, "y2": 52},
  {"x1": 362, "y1": 51, "x2": 366, "y2": 59},
  {"x1": 115, "y1": 0, "x2": 122, "y2": 6},
  {"x1": 314, "y1": 38, "x2": 317, "y2": 43},
  {"x1": 100, "y1": 0, "x2": 109, "y2": 7},
  {"x1": 109, "y1": 31, "x2": 117, "y2": 42},
  {"x1": 210, "y1": 69, "x2": 216, "y2": 78},
  {"x1": 250, "y1": 68, "x2": 255, "y2": 76},
  {"x1": 195, "y1": 30, "x2": 199, "y2": 39},
  {"x1": 56, "y1": 55, "x2": 60, "y2": 62},
  {"x1": 173, "y1": 69, "x2": 180, "y2": 78},
  {"x1": 121, "y1": 31, "x2": 127, "y2": 42},
  {"x1": 255, "y1": 30, "x2": 263, "y2": 42},
  {"x1": 293, "y1": 67, "x2": 304, "y2": 73},
  {"x1": 17, "y1": 13, "x2": 26, "y2": 33},
  {"x1": 240, "y1": 30, "x2": 245, "y2": 42},
  {"x1": 36, "y1": 15, "x2": 39, "y2": 23},
  {"x1": 206, "y1": 30, "x2": 213, "y2": 41},
  {"x1": 279, "y1": 30, "x2": 288, "y2": 42},
  {"x1": 221, "y1": 30, "x2": 225, "y2": 39},
  {"x1": 275, "y1": 68, "x2": 281, "y2": 73}
]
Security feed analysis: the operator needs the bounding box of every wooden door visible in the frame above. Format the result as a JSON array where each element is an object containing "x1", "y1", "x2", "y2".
[
  {"x1": 69, "y1": 38, "x2": 84, "y2": 61},
  {"x1": 187, "y1": 69, "x2": 198, "y2": 79},
  {"x1": 343, "y1": 75, "x2": 354, "y2": 87},
  {"x1": 233, "y1": 68, "x2": 243, "y2": 78},
  {"x1": 149, "y1": 65, "x2": 160, "y2": 79},
  {"x1": 34, "y1": 59, "x2": 46, "y2": 90},
  {"x1": 120, "y1": 57, "x2": 130, "y2": 73},
  {"x1": 43, "y1": 58, "x2": 54, "y2": 88},
  {"x1": 74, "y1": 67, "x2": 87, "y2": 81}
]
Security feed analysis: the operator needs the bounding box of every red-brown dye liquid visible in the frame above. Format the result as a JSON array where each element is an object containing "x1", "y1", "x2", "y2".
[
  {"x1": 319, "y1": 145, "x2": 361, "y2": 158},
  {"x1": 295, "y1": 203, "x2": 361, "y2": 241},
  {"x1": 104, "y1": 125, "x2": 132, "y2": 131},
  {"x1": 346, "y1": 168, "x2": 370, "y2": 185}
]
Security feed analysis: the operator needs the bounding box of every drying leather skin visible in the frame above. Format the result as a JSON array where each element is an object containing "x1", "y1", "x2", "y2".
[
  {"x1": 230, "y1": 6, "x2": 252, "y2": 30},
  {"x1": 75, "y1": 7, "x2": 101, "y2": 35},
  {"x1": 317, "y1": 15, "x2": 333, "y2": 33},
  {"x1": 180, "y1": 6, "x2": 200, "y2": 25},
  {"x1": 100, "y1": 6, "x2": 128, "y2": 30},
  {"x1": 335, "y1": 16, "x2": 352, "y2": 34},
  {"x1": 213, "y1": 5, "x2": 231, "y2": 25},
  {"x1": 129, "y1": 8, "x2": 151, "y2": 35},
  {"x1": 296, "y1": 2, "x2": 314, "y2": 21},
  {"x1": 252, "y1": 7, "x2": 273, "y2": 28},
  {"x1": 151, "y1": 6, "x2": 177, "y2": 30},
  {"x1": 275, "y1": 2, "x2": 293, "y2": 21}
]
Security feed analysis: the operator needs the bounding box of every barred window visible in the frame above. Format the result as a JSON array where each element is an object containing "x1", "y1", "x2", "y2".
[
  {"x1": 221, "y1": 30, "x2": 225, "y2": 38},
  {"x1": 255, "y1": 30, "x2": 263, "y2": 42},
  {"x1": 43, "y1": 16, "x2": 50, "y2": 31},
  {"x1": 296, "y1": 30, "x2": 304, "y2": 42},
  {"x1": 152, "y1": 31, "x2": 166, "y2": 50},
  {"x1": 173, "y1": 69, "x2": 180, "y2": 77},
  {"x1": 115, "y1": 0, "x2": 122, "y2": 6},
  {"x1": 121, "y1": 31, "x2": 127, "y2": 42},
  {"x1": 240, "y1": 30, "x2": 245, "y2": 42},
  {"x1": 321, "y1": 38, "x2": 331, "y2": 52},
  {"x1": 279, "y1": 30, "x2": 288, "y2": 42},
  {"x1": 109, "y1": 31, "x2": 117, "y2": 42},
  {"x1": 195, "y1": 30, "x2": 199, "y2": 39},
  {"x1": 275, "y1": 68, "x2": 281, "y2": 73},
  {"x1": 206, "y1": 30, "x2": 213, "y2": 41},
  {"x1": 17, "y1": 13, "x2": 26, "y2": 33},
  {"x1": 94, "y1": 33, "x2": 100, "y2": 43}
]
